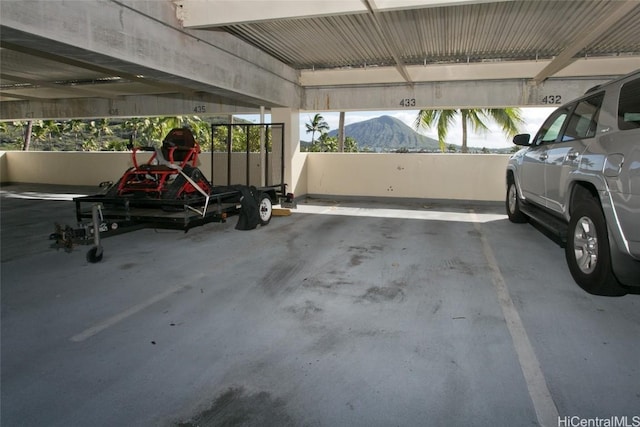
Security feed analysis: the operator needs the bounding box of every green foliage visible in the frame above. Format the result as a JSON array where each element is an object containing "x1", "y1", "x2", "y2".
[
  {"x1": 30, "y1": 120, "x2": 63, "y2": 150},
  {"x1": 303, "y1": 113, "x2": 361, "y2": 153},
  {"x1": 0, "y1": 116, "x2": 217, "y2": 152},
  {"x1": 316, "y1": 133, "x2": 337, "y2": 152},
  {"x1": 0, "y1": 121, "x2": 26, "y2": 150},
  {"x1": 414, "y1": 108, "x2": 524, "y2": 153},
  {"x1": 305, "y1": 113, "x2": 330, "y2": 145},
  {"x1": 103, "y1": 139, "x2": 131, "y2": 151},
  {"x1": 211, "y1": 124, "x2": 274, "y2": 153},
  {"x1": 122, "y1": 116, "x2": 211, "y2": 148},
  {"x1": 344, "y1": 136, "x2": 358, "y2": 153}
]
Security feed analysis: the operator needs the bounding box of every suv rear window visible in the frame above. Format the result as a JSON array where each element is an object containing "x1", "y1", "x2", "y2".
[
  {"x1": 618, "y1": 78, "x2": 640, "y2": 130},
  {"x1": 562, "y1": 94, "x2": 603, "y2": 141}
]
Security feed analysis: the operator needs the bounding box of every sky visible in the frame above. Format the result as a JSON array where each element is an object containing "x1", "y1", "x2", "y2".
[{"x1": 237, "y1": 107, "x2": 556, "y2": 149}]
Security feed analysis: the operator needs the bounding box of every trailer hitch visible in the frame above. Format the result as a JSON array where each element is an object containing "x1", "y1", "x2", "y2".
[{"x1": 50, "y1": 203, "x2": 106, "y2": 262}]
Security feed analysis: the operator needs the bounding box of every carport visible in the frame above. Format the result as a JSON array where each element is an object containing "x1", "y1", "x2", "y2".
[
  {"x1": 2, "y1": 1, "x2": 640, "y2": 426},
  {"x1": 1, "y1": 184, "x2": 639, "y2": 426}
]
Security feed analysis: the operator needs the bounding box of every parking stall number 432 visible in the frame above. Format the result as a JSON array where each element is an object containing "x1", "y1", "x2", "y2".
[{"x1": 541, "y1": 95, "x2": 562, "y2": 104}]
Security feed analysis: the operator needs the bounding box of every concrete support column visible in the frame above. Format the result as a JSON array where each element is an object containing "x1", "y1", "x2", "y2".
[
  {"x1": 260, "y1": 106, "x2": 266, "y2": 187},
  {"x1": 271, "y1": 108, "x2": 307, "y2": 198}
]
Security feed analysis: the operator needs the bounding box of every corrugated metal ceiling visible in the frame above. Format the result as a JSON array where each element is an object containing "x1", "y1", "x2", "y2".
[{"x1": 222, "y1": 1, "x2": 640, "y2": 70}]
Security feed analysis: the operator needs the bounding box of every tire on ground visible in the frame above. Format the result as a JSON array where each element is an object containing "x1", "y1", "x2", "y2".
[
  {"x1": 506, "y1": 175, "x2": 528, "y2": 223},
  {"x1": 565, "y1": 196, "x2": 626, "y2": 296},
  {"x1": 258, "y1": 192, "x2": 272, "y2": 226}
]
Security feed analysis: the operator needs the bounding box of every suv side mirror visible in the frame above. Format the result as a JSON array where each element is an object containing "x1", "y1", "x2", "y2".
[{"x1": 513, "y1": 134, "x2": 531, "y2": 146}]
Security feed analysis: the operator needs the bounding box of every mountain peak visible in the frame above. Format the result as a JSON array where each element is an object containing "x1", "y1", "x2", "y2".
[
  {"x1": 374, "y1": 114, "x2": 397, "y2": 123},
  {"x1": 328, "y1": 115, "x2": 440, "y2": 152}
]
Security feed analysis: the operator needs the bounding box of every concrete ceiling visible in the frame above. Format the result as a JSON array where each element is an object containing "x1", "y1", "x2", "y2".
[{"x1": 1, "y1": 0, "x2": 640, "y2": 120}]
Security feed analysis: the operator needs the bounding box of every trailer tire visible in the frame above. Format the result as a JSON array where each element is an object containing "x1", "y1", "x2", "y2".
[
  {"x1": 86, "y1": 246, "x2": 103, "y2": 263},
  {"x1": 258, "y1": 193, "x2": 272, "y2": 226}
]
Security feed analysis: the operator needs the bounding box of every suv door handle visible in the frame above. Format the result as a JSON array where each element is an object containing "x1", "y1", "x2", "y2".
[
  {"x1": 540, "y1": 153, "x2": 548, "y2": 161},
  {"x1": 566, "y1": 152, "x2": 579, "y2": 161}
]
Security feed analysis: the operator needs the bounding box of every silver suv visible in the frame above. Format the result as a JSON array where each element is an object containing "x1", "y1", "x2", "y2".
[{"x1": 506, "y1": 69, "x2": 640, "y2": 296}]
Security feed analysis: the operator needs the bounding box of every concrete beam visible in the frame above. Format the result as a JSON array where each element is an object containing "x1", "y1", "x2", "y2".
[
  {"x1": 178, "y1": 0, "x2": 508, "y2": 27},
  {"x1": 302, "y1": 77, "x2": 609, "y2": 111},
  {"x1": 363, "y1": 0, "x2": 412, "y2": 84},
  {"x1": 0, "y1": 72, "x2": 123, "y2": 100},
  {"x1": 0, "y1": 0, "x2": 301, "y2": 108},
  {"x1": 0, "y1": 93, "x2": 261, "y2": 121},
  {"x1": 2, "y1": 61, "x2": 629, "y2": 119},
  {"x1": 300, "y1": 56, "x2": 639, "y2": 110},
  {"x1": 533, "y1": 1, "x2": 640, "y2": 83},
  {"x1": 300, "y1": 57, "x2": 640, "y2": 87}
]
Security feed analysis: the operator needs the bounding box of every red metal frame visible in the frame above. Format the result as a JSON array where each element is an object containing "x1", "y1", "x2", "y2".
[{"x1": 113, "y1": 128, "x2": 211, "y2": 198}]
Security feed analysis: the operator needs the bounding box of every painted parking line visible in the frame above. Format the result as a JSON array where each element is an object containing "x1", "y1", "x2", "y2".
[
  {"x1": 70, "y1": 283, "x2": 190, "y2": 342},
  {"x1": 472, "y1": 212, "x2": 559, "y2": 427},
  {"x1": 296, "y1": 204, "x2": 506, "y2": 223}
]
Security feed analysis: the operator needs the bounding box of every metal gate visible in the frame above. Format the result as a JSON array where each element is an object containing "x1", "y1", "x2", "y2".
[{"x1": 211, "y1": 123, "x2": 285, "y2": 195}]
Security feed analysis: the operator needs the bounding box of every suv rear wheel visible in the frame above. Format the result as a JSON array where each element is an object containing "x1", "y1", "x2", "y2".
[{"x1": 565, "y1": 196, "x2": 626, "y2": 296}]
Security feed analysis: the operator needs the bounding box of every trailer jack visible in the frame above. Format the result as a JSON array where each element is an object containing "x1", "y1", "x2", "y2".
[
  {"x1": 87, "y1": 203, "x2": 104, "y2": 262},
  {"x1": 51, "y1": 203, "x2": 139, "y2": 263}
]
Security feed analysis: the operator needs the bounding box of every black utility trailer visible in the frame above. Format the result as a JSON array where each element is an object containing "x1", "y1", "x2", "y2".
[{"x1": 51, "y1": 124, "x2": 294, "y2": 262}]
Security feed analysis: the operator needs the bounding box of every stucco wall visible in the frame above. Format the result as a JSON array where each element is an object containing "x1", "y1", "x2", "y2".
[
  {"x1": 0, "y1": 152, "x2": 9, "y2": 183},
  {"x1": 1, "y1": 151, "x2": 150, "y2": 186},
  {"x1": 0, "y1": 151, "x2": 510, "y2": 202},
  {"x1": 291, "y1": 152, "x2": 308, "y2": 198},
  {"x1": 306, "y1": 153, "x2": 509, "y2": 201},
  {"x1": 0, "y1": 152, "x2": 271, "y2": 188}
]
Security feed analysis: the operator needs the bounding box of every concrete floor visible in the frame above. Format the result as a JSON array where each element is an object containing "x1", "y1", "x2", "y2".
[{"x1": 1, "y1": 184, "x2": 639, "y2": 427}]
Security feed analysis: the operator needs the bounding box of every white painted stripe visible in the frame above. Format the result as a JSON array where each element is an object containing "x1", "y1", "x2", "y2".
[
  {"x1": 472, "y1": 213, "x2": 559, "y2": 427},
  {"x1": 296, "y1": 204, "x2": 505, "y2": 223},
  {"x1": 70, "y1": 283, "x2": 189, "y2": 342}
]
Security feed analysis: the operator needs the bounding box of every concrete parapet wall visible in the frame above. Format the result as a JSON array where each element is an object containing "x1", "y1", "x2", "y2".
[
  {"x1": 0, "y1": 152, "x2": 9, "y2": 183},
  {"x1": 305, "y1": 153, "x2": 509, "y2": 202},
  {"x1": 1, "y1": 151, "x2": 146, "y2": 187},
  {"x1": 0, "y1": 152, "x2": 268, "y2": 188},
  {"x1": 0, "y1": 151, "x2": 509, "y2": 202}
]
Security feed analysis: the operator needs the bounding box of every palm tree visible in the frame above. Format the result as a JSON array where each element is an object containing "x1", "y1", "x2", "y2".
[
  {"x1": 121, "y1": 118, "x2": 147, "y2": 145},
  {"x1": 305, "y1": 113, "x2": 329, "y2": 145},
  {"x1": 414, "y1": 108, "x2": 523, "y2": 153},
  {"x1": 123, "y1": 117, "x2": 182, "y2": 146},
  {"x1": 18, "y1": 120, "x2": 32, "y2": 151},
  {"x1": 63, "y1": 119, "x2": 86, "y2": 150},
  {"x1": 88, "y1": 118, "x2": 113, "y2": 149},
  {"x1": 338, "y1": 111, "x2": 345, "y2": 152},
  {"x1": 31, "y1": 120, "x2": 61, "y2": 150},
  {"x1": 187, "y1": 116, "x2": 212, "y2": 149}
]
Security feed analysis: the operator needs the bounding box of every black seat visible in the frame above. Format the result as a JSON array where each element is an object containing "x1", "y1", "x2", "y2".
[{"x1": 161, "y1": 128, "x2": 196, "y2": 162}]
